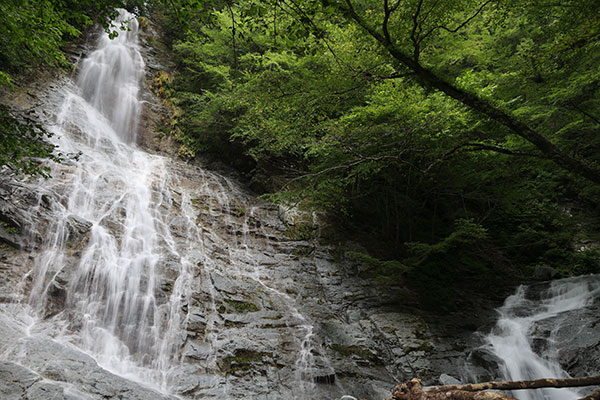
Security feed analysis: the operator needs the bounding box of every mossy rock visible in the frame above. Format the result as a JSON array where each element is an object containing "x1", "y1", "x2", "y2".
[
  {"x1": 283, "y1": 222, "x2": 318, "y2": 241},
  {"x1": 292, "y1": 244, "x2": 315, "y2": 257},
  {"x1": 231, "y1": 205, "x2": 246, "y2": 217},
  {"x1": 218, "y1": 349, "x2": 272, "y2": 374},
  {"x1": 331, "y1": 344, "x2": 383, "y2": 365},
  {"x1": 405, "y1": 341, "x2": 434, "y2": 354},
  {"x1": 221, "y1": 299, "x2": 260, "y2": 313}
]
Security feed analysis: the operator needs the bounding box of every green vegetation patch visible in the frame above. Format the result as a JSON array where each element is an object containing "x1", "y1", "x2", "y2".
[
  {"x1": 222, "y1": 299, "x2": 259, "y2": 313},
  {"x1": 331, "y1": 344, "x2": 383, "y2": 365},
  {"x1": 283, "y1": 222, "x2": 319, "y2": 242},
  {"x1": 0, "y1": 105, "x2": 63, "y2": 178},
  {"x1": 150, "y1": 0, "x2": 600, "y2": 299},
  {"x1": 219, "y1": 349, "x2": 272, "y2": 373}
]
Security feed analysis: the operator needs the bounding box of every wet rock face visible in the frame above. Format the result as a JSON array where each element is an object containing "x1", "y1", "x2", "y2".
[
  {"x1": 0, "y1": 181, "x2": 49, "y2": 302},
  {"x1": 152, "y1": 160, "x2": 493, "y2": 398},
  {"x1": 0, "y1": 155, "x2": 487, "y2": 399},
  {"x1": 534, "y1": 293, "x2": 600, "y2": 378},
  {"x1": 1, "y1": 337, "x2": 173, "y2": 400}
]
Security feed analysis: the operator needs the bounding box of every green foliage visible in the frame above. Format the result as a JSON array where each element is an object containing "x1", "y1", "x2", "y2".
[
  {"x1": 0, "y1": 72, "x2": 11, "y2": 87},
  {"x1": 405, "y1": 219, "x2": 489, "y2": 267},
  {"x1": 347, "y1": 251, "x2": 411, "y2": 280},
  {"x1": 154, "y1": 0, "x2": 600, "y2": 292},
  {"x1": 0, "y1": 105, "x2": 63, "y2": 178},
  {"x1": 569, "y1": 248, "x2": 600, "y2": 275},
  {"x1": 0, "y1": 0, "x2": 146, "y2": 81},
  {"x1": 0, "y1": 0, "x2": 78, "y2": 74},
  {"x1": 284, "y1": 221, "x2": 319, "y2": 242}
]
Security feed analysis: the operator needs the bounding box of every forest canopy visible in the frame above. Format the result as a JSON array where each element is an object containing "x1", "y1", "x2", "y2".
[{"x1": 151, "y1": 0, "x2": 600, "y2": 302}]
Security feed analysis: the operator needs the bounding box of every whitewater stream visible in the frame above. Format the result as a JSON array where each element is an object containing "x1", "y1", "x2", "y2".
[
  {"x1": 0, "y1": 9, "x2": 599, "y2": 400},
  {"x1": 474, "y1": 275, "x2": 600, "y2": 400}
]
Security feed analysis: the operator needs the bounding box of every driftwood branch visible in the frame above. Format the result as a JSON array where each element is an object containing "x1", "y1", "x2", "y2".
[
  {"x1": 432, "y1": 375, "x2": 600, "y2": 392},
  {"x1": 389, "y1": 378, "x2": 517, "y2": 400},
  {"x1": 388, "y1": 375, "x2": 600, "y2": 400}
]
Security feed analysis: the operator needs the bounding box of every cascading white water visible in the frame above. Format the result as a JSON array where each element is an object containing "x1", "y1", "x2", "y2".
[
  {"x1": 77, "y1": 12, "x2": 144, "y2": 143},
  {"x1": 484, "y1": 275, "x2": 600, "y2": 400},
  {"x1": 26, "y1": 10, "x2": 191, "y2": 391},
  {"x1": 182, "y1": 174, "x2": 339, "y2": 398},
  {"x1": 14, "y1": 8, "x2": 337, "y2": 397}
]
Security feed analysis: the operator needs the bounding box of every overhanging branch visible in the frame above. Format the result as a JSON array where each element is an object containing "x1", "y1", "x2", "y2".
[{"x1": 341, "y1": 0, "x2": 600, "y2": 184}]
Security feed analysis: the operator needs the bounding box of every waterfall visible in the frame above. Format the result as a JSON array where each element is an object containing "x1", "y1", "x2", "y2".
[
  {"x1": 26, "y1": 9, "x2": 188, "y2": 391},
  {"x1": 5, "y1": 9, "x2": 342, "y2": 398},
  {"x1": 77, "y1": 11, "x2": 144, "y2": 143},
  {"x1": 482, "y1": 275, "x2": 600, "y2": 400}
]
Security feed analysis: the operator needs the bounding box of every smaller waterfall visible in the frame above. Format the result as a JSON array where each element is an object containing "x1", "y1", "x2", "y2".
[{"x1": 483, "y1": 275, "x2": 600, "y2": 400}]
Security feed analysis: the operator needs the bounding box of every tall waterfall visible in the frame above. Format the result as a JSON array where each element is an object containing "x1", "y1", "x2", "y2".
[
  {"x1": 482, "y1": 275, "x2": 600, "y2": 400},
  {"x1": 0, "y1": 9, "x2": 351, "y2": 398},
  {"x1": 26, "y1": 10, "x2": 189, "y2": 390}
]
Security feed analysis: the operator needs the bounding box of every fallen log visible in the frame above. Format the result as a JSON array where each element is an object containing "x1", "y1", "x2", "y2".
[
  {"x1": 430, "y1": 375, "x2": 600, "y2": 393},
  {"x1": 389, "y1": 378, "x2": 517, "y2": 400},
  {"x1": 388, "y1": 375, "x2": 600, "y2": 400}
]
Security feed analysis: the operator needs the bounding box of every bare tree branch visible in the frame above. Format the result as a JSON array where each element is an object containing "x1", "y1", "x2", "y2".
[
  {"x1": 569, "y1": 103, "x2": 600, "y2": 126},
  {"x1": 383, "y1": 0, "x2": 392, "y2": 43},
  {"x1": 410, "y1": 0, "x2": 424, "y2": 61},
  {"x1": 420, "y1": 0, "x2": 495, "y2": 44},
  {"x1": 456, "y1": 143, "x2": 544, "y2": 158}
]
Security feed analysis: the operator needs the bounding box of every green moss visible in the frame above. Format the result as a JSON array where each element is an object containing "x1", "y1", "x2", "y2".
[
  {"x1": 0, "y1": 242, "x2": 19, "y2": 252},
  {"x1": 406, "y1": 341, "x2": 434, "y2": 354},
  {"x1": 1, "y1": 221, "x2": 20, "y2": 235},
  {"x1": 138, "y1": 16, "x2": 149, "y2": 30},
  {"x1": 219, "y1": 350, "x2": 272, "y2": 373},
  {"x1": 291, "y1": 245, "x2": 315, "y2": 257},
  {"x1": 283, "y1": 222, "x2": 318, "y2": 241},
  {"x1": 232, "y1": 205, "x2": 246, "y2": 217},
  {"x1": 224, "y1": 299, "x2": 259, "y2": 313},
  {"x1": 331, "y1": 344, "x2": 383, "y2": 365},
  {"x1": 223, "y1": 320, "x2": 247, "y2": 328}
]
